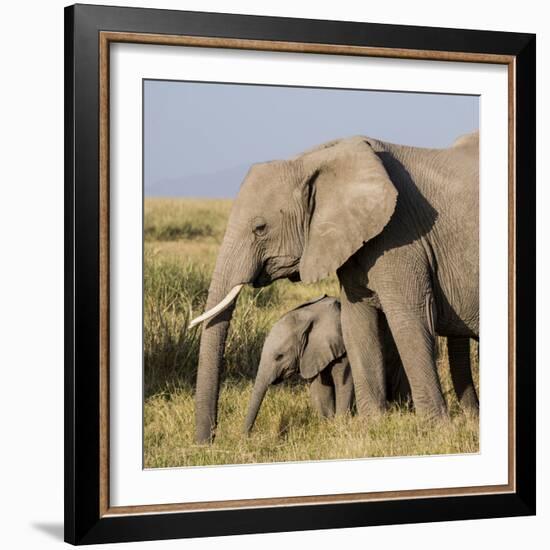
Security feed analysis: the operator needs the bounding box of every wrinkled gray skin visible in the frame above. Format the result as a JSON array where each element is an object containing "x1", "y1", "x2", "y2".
[
  {"x1": 195, "y1": 133, "x2": 479, "y2": 443},
  {"x1": 244, "y1": 295, "x2": 412, "y2": 434},
  {"x1": 244, "y1": 297, "x2": 353, "y2": 434}
]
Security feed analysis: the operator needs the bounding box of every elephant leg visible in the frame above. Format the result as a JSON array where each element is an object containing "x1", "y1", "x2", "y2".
[
  {"x1": 309, "y1": 370, "x2": 335, "y2": 418},
  {"x1": 380, "y1": 312, "x2": 411, "y2": 404},
  {"x1": 330, "y1": 357, "x2": 354, "y2": 415},
  {"x1": 447, "y1": 336, "x2": 479, "y2": 414},
  {"x1": 340, "y1": 295, "x2": 386, "y2": 417},
  {"x1": 382, "y1": 296, "x2": 447, "y2": 419}
]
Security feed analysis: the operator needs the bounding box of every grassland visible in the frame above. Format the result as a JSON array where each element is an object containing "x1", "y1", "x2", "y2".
[{"x1": 143, "y1": 197, "x2": 479, "y2": 468}]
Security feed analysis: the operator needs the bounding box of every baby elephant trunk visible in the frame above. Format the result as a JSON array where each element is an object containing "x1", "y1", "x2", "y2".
[{"x1": 244, "y1": 377, "x2": 270, "y2": 434}]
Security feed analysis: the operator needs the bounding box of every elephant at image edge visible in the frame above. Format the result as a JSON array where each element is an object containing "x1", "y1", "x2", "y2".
[
  {"x1": 243, "y1": 295, "x2": 411, "y2": 433},
  {"x1": 192, "y1": 132, "x2": 479, "y2": 443}
]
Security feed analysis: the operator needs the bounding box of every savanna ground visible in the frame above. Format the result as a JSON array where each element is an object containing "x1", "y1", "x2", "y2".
[{"x1": 144, "y1": 198, "x2": 479, "y2": 468}]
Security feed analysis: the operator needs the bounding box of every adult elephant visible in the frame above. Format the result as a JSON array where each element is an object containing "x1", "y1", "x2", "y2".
[{"x1": 191, "y1": 133, "x2": 479, "y2": 443}]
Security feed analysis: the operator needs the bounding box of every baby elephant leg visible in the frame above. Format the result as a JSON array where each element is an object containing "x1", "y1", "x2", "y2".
[
  {"x1": 330, "y1": 357, "x2": 354, "y2": 415},
  {"x1": 309, "y1": 369, "x2": 336, "y2": 418}
]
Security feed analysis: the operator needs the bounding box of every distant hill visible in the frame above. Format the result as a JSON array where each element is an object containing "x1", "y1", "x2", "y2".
[{"x1": 145, "y1": 164, "x2": 251, "y2": 198}]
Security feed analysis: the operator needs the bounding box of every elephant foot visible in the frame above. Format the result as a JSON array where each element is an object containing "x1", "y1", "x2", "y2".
[
  {"x1": 413, "y1": 396, "x2": 449, "y2": 422},
  {"x1": 459, "y1": 390, "x2": 479, "y2": 416}
]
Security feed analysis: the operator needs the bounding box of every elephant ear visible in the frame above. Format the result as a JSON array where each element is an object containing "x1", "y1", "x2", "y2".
[
  {"x1": 298, "y1": 137, "x2": 398, "y2": 283},
  {"x1": 295, "y1": 299, "x2": 346, "y2": 380}
]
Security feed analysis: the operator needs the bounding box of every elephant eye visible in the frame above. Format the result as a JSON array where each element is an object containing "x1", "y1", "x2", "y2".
[
  {"x1": 275, "y1": 353, "x2": 284, "y2": 361},
  {"x1": 252, "y1": 217, "x2": 268, "y2": 237}
]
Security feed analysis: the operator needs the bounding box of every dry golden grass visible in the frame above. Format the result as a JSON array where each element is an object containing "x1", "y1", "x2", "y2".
[
  {"x1": 144, "y1": 379, "x2": 479, "y2": 468},
  {"x1": 145, "y1": 198, "x2": 232, "y2": 241},
  {"x1": 143, "y1": 198, "x2": 479, "y2": 468}
]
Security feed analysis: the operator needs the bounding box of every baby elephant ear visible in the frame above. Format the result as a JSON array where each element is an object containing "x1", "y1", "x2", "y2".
[
  {"x1": 299, "y1": 137, "x2": 398, "y2": 283},
  {"x1": 297, "y1": 299, "x2": 346, "y2": 380}
]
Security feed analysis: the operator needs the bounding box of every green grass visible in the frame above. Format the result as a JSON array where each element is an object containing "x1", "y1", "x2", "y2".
[{"x1": 143, "y1": 198, "x2": 479, "y2": 468}]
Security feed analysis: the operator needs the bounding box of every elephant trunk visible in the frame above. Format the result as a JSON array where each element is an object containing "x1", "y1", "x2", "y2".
[
  {"x1": 244, "y1": 376, "x2": 271, "y2": 434},
  {"x1": 194, "y1": 236, "x2": 259, "y2": 444},
  {"x1": 194, "y1": 292, "x2": 235, "y2": 444}
]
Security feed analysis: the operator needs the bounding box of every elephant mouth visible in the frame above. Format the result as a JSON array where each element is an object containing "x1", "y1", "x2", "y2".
[
  {"x1": 272, "y1": 370, "x2": 295, "y2": 385},
  {"x1": 253, "y1": 256, "x2": 300, "y2": 287}
]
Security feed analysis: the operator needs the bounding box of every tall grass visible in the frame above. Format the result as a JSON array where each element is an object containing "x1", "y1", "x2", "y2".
[
  {"x1": 144, "y1": 253, "x2": 208, "y2": 396},
  {"x1": 143, "y1": 198, "x2": 479, "y2": 467},
  {"x1": 144, "y1": 248, "x2": 282, "y2": 396}
]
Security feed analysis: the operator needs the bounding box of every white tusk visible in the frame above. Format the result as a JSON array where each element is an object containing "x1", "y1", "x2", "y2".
[{"x1": 188, "y1": 284, "x2": 244, "y2": 329}]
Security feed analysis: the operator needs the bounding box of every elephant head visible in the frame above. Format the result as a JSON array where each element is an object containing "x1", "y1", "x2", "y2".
[
  {"x1": 243, "y1": 296, "x2": 346, "y2": 434},
  {"x1": 192, "y1": 137, "x2": 398, "y2": 443}
]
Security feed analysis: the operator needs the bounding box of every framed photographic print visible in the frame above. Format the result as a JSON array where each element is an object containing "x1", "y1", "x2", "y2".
[{"x1": 64, "y1": 3, "x2": 536, "y2": 545}]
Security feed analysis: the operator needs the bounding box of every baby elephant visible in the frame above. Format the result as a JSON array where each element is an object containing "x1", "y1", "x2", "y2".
[{"x1": 244, "y1": 296, "x2": 354, "y2": 434}]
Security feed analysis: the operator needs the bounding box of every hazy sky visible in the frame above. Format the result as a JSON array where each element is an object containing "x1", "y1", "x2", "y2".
[{"x1": 144, "y1": 80, "x2": 479, "y2": 198}]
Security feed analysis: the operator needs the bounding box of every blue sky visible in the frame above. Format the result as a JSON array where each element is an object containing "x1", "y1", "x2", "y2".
[{"x1": 144, "y1": 80, "x2": 478, "y2": 198}]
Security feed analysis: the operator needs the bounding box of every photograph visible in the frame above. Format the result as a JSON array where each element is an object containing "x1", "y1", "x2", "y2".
[{"x1": 142, "y1": 80, "x2": 481, "y2": 468}]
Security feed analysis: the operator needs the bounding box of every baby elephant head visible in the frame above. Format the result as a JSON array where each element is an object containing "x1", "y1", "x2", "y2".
[{"x1": 244, "y1": 296, "x2": 346, "y2": 434}]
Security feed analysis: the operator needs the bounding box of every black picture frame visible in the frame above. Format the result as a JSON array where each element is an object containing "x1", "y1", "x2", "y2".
[{"x1": 65, "y1": 3, "x2": 536, "y2": 545}]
